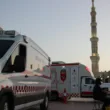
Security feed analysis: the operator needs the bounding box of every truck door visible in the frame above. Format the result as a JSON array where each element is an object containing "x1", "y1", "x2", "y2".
[
  {"x1": 51, "y1": 68, "x2": 57, "y2": 90},
  {"x1": 71, "y1": 66, "x2": 79, "y2": 95},
  {"x1": 81, "y1": 77, "x2": 94, "y2": 97}
]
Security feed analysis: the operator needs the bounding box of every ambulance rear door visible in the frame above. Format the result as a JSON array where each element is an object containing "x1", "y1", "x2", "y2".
[
  {"x1": 70, "y1": 65, "x2": 79, "y2": 96},
  {"x1": 51, "y1": 67, "x2": 57, "y2": 91}
]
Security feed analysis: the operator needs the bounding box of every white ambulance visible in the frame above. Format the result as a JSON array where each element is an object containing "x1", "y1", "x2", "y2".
[
  {"x1": 0, "y1": 30, "x2": 51, "y2": 110},
  {"x1": 51, "y1": 62, "x2": 95, "y2": 100}
]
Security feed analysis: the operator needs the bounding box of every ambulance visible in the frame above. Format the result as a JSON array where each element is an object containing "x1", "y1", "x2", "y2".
[
  {"x1": 0, "y1": 29, "x2": 51, "y2": 110},
  {"x1": 51, "y1": 62, "x2": 95, "y2": 100}
]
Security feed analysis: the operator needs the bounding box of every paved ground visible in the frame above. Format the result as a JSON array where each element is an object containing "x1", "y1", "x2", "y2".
[
  {"x1": 69, "y1": 98, "x2": 94, "y2": 102},
  {"x1": 26, "y1": 101, "x2": 102, "y2": 110}
]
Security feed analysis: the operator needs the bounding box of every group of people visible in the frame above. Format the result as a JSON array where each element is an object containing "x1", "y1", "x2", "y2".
[{"x1": 93, "y1": 78, "x2": 110, "y2": 110}]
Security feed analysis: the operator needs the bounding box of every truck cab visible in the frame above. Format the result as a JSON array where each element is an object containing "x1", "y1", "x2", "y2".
[
  {"x1": 81, "y1": 76, "x2": 95, "y2": 97},
  {"x1": 79, "y1": 64, "x2": 95, "y2": 97}
]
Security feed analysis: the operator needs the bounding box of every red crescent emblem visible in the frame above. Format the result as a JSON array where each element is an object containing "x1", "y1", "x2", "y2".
[{"x1": 60, "y1": 69, "x2": 66, "y2": 82}]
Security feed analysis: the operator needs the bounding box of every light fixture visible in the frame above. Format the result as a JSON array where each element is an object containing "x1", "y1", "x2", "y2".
[{"x1": 107, "y1": 76, "x2": 109, "y2": 78}]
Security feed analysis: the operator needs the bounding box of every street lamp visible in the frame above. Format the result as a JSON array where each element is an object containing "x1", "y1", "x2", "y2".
[{"x1": 107, "y1": 76, "x2": 109, "y2": 78}]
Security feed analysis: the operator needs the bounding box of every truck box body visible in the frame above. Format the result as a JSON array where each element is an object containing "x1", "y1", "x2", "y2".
[{"x1": 51, "y1": 63, "x2": 95, "y2": 99}]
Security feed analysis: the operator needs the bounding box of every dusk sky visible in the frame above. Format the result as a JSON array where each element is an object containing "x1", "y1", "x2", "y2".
[{"x1": 0, "y1": 0, "x2": 110, "y2": 71}]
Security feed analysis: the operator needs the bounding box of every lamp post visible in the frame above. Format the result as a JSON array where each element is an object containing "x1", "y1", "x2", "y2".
[
  {"x1": 105, "y1": 76, "x2": 109, "y2": 83},
  {"x1": 107, "y1": 76, "x2": 109, "y2": 78},
  {"x1": 107, "y1": 76, "x2": 110, "y2": 82}
]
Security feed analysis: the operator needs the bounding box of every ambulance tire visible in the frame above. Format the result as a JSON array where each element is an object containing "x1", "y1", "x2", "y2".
[
  {"x1": 40, "y1": 95, "x2": 49, "y2": 110},
  {"x1": 0, "y1": 96, "x2": 14, "y2": 110}
]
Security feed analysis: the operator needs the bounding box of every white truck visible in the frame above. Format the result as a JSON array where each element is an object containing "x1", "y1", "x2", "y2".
[
  {"x1": 51, "y1": 62, "x2": 95, "y2": 100},
  {"x1": 0, "y1": 30, "x2": 51, "y2": 110}
]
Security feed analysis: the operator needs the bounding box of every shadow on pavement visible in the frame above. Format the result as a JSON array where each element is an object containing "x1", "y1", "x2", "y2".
[
  {"x1": 25, "y1": 106, "x2": 39, "y2": 110},
  {"x1": 26, "y1": 108, "x2": 39, "y2": 110}
]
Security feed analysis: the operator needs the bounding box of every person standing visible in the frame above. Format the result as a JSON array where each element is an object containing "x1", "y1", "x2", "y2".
[{"x1": 93, "y1": 78, "x2": 110, "y2": 110}]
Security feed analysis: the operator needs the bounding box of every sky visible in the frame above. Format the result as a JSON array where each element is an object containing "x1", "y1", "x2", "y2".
[{"x1": 0, "y1": 0, "x2": 110, "y2": 72}]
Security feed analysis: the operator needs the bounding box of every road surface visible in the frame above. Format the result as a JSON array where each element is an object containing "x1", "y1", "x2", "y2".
[{"x1": 26, "y1": 101, "x2": 102, "y2": 110}]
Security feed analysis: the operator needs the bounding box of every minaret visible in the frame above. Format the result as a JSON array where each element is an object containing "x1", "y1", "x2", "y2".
[{"x1": 90, "y1": 0, "x2": 100, "y2": 77}]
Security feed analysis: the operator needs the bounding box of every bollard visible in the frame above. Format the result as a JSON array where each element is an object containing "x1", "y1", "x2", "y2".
[{"x1": 63, "y1": 88, "x2": 67, "y2": 104}]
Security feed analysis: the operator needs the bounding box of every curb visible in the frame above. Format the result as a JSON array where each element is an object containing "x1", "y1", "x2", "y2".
[{"x1": 68, "y1": 98, "x2": 94, "y2": 103}]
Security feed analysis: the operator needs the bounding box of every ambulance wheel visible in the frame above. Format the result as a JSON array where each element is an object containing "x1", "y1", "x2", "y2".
[
  {"x1": 40, "y1": 95, "x2": 49, "y2": 110},
  {"x1": 0, "y1": 96, "x2": 14, "y2": 110}
]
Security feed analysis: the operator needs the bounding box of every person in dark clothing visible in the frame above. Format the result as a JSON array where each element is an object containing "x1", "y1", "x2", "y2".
[{"x1": 93, "y1": 78, "x2": 110, "y2": 110}]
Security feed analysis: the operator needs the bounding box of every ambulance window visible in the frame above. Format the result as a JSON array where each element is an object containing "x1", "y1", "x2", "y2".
[
  {"x1": 2, "y1": 44, "x2": 26, "y2": 73},
  {"x1": 19, "y1": 45, "x2": 26, "y2": 57},
  {"x1": 0, "y1": 40, "x2": 14, "y2": 58},
  {"x1": 85, "y1": 78, "x2": 94, "y2": 84}
]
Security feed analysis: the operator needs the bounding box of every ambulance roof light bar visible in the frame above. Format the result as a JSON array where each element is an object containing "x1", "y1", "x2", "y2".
[{"x1": 0, "y1": 30, "x2": 20, "y2": 36}]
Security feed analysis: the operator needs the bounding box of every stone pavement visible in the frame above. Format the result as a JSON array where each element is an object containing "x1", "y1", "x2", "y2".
[
  {"x1": 27, "y1": 100, "x2": 102, "y2": 110},
  {"x1": 69, "y1": 97, "x2": 94, "y2": 102},
  {"x1": 48, "y1": 101, "x2": 95, "y2": 110}
]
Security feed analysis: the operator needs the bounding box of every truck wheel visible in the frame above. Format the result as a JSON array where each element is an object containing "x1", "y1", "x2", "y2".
[
  {"x1": 54, "y1": 93, "x2": 59, "y2": 101},
  {"x1": 51, "y1": 92, "x2": 59, "y2": 101},
  {"x1": 40, "y1": 95, "x2": 49, "y2": 110},
  {"x1": 0, "y1": 96, "x2": 9, "y2": 110}
]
